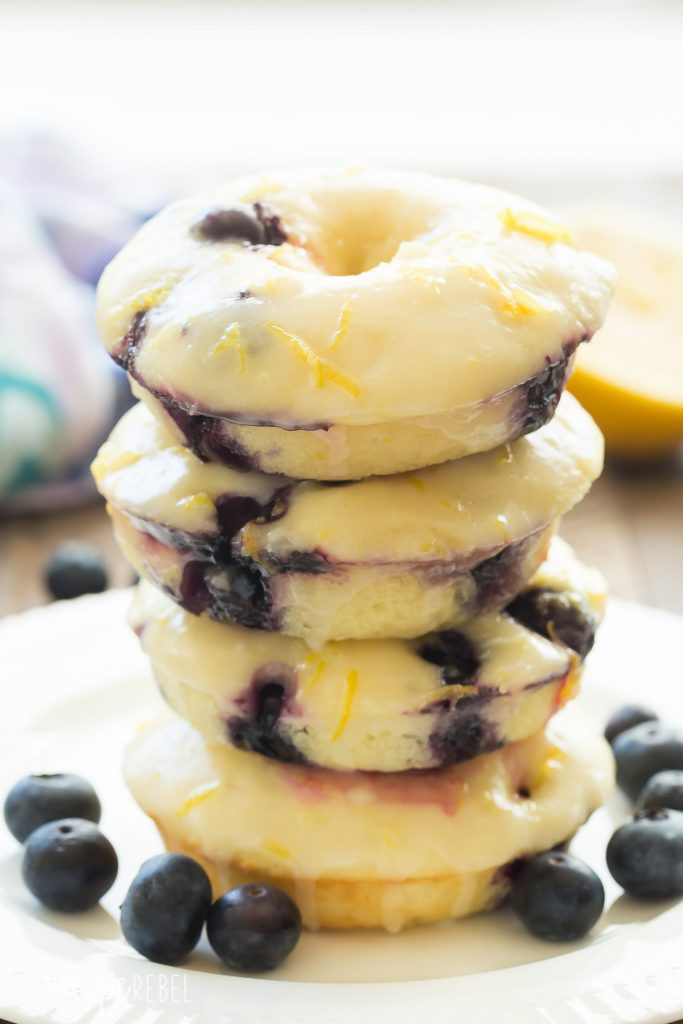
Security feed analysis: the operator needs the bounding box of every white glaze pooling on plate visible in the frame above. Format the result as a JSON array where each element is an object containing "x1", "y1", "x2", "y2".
[
  {"x1": 130, "y1": 540, "x2": 605, "y2": 772},
  {"x1": 92, "y1": 393, "x2": 603, "y2": 563},
  {"x1": 1, "y1": 593, "x2": 683, "y2": 1022},
  {"x1": 97, "y1": 167, "x2": 615, "y2": 425}
]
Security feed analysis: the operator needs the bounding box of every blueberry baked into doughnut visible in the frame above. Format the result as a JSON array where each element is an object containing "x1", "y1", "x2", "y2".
[
  {"x1": 129, "y1": 540, "x2": 604, "y2": 773},
  {"x1": 92, "y1": 392, "x2": 602, "y2": 645},
  {"x1": 97, "y1": 167, "x2": 615, "y2": 480},
  {"x1": 124, "y1": 706, "x2": 614, "y2": 931}
]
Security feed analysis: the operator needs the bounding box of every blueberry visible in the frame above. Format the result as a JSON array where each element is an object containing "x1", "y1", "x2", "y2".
[
  {"x1": 636, "y1": 770, "x2": 683, "y2": 813},
  {"x1": 192, "y1": 206, "x2": 267, "y2": 245},
  {"x1": 191, "y1": 203, "x2": 286, "y2": 247},
  {"x1": 228, "y1": 679, "x2": 306, "y2": 765},
  {"x1": 207, "y1": 883, "x2": 302, "y2": 972},
  {"x1": 510, "y1": 850, "x2": 604, "y2": 941},
  {"x1": 506, "y1": 588, "x2": 596, "y2": 659},
  {"x1": 607, "y1": 807, "x2": 683, "y2": 899},
  {"x1": 22, "y1": 819, "x2": 118, "y2": 912},
  {"x1": 4, "y1": 773, "x2": 101, "y2": 843},
  {"x1": 604, "y1": 704, "x2": 659, "y2": 745},
  {"x1": 44, "y1": 543, "x2": 108, "y2": 600},
  {"x1": 613, "y1": 722, "x2": 683, "y2": 801},
  {"x1": 521, "y1": 356, "x2": 570, "y2": 434},
  {"x1": 120, "y1": 853, "x2": 213, "y2": 964},
  {"x1": 418, "y1": 630, "x2": 480, "y2": 685}
]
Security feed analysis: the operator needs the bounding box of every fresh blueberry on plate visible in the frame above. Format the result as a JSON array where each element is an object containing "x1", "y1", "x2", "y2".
[
  {"x1": 636, "y1": 769, "x2": 683, "y2": 813},
  {"x1": 120, "y1": 853, "x2": 213, "y2": 964},
  {"x1": 612, "y1": 722, "x2": 683, "y2": 801},
  {"x1": 207, "y1": 883, "x2": 302, "y2": 972},
  {"x1": 510, "y1": 850, "x2": 604, "y2": 941},
  {"x1": 44, "y1": 542, "x2": 109, "y2": 600},
  {"x1": 22, "y1": 818, "x2": 118, "y2": 912},
  {"x1": 4, "y1": 773, "x2": 101, "y2": 843},
  {"x1": 604, "y1": 704, "x2": 659, "y2": 745},
  {"x1": 607, "y1": 807, "x2": 683, "y2": 899}
]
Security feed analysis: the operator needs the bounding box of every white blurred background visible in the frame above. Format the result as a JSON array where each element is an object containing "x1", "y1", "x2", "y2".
[{"x1": 2, "y1": 0, "x2": 683, "y2": 200}]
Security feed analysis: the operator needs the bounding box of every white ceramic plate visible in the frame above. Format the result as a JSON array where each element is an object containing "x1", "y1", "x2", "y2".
[{"x1": 1, "y1": 591, "x2": 683, "y2": 1024}]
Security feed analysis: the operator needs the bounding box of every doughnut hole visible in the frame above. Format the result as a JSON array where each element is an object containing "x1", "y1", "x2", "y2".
[{"x1": 309, "y1": 187, "x2": 438, "y2": 276}]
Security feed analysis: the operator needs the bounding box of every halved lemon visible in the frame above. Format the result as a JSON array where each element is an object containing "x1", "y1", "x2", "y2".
[{"x1": 566, "y1": 204, "x2": 683, "y2": 457}]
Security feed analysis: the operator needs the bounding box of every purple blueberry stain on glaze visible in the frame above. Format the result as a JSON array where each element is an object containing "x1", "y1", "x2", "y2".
[
  {"x1": 506, "y1": 587, "x2": 596, "y2": 660},
  {"x1": 253, "y1": 203, "x2": 288, "y2": 246},
  {"x1": 126, "y1": 478, "x2": 337, "y2": 632},
  {"x1": 258, "y1": 548, "x2": 331, "y2": 576},
  {"x1": 431, "y1": 712, "x2": 502, "y2": 766},
  {"x1": 191, "y1": 203, "x2": 287, "y2": 247},
  {"x1": 418, "y1": 629, "x2": 480, "y2": 686},
  {"x1": 164, "y1": 403, "x2": 262, "y2": 471},
  {"x1": 519, "y1": 353, "x2": 571, "y2": 435},
  {"x1": 111, "y1": 309, "x2": 148, "y2": 371},
  {"x1": 471, "y1": 529, "x2": 545, "y2": 611},
  {"x1": 178, "y1": 560, "x2": 212, "y2": 617},
  {"x1": 204, "y1": 559, "x2": 276, "y2": 631},
  {"x1": 513, "y1": 335, "x2": 588, "y2": 438},
  {"x1": 215, "y1": 495, "x2": 277, "y2": 545},
  {"x1": 228, "y1": 665, "x2": 306, "y2": 765}
]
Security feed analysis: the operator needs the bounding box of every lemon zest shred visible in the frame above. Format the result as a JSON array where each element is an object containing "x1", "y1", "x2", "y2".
[
  {"x1": 331, "y1": 669, "x2": 359, "y2": 742},
  {"x1": 267, "y1": 321, "x2": 360, "y2": 396},
  {"x1": 406, "y1": 474, "x2": 426, "y2": 492},
  {"x1": 502, "y1": 288, "x2": 553, "y2": 318},
  {"x1": 110, "y1": 450, "x2": 143, "y2": 472},
  {"x1": 128, "y1": 276, "x2": 177, "y2": 319},
  {"x1": 240, "y1": 522, "x2": 260, "y2": 560},
  {"x1": 212, "y1": 322, "x2": 246, "y2": 374},
  {"x1": 177, "y1": 492, "x2": 216, "y2": 514},
  {"x1": 175, "y1": 779, "x2": 220, "y2": 817},
  {"x1": 262, "y1": 839, "x2": 292, "y2": 859},
  {"x1": 328, "y1": 298, "x2": 354, "y2": 351},
  {"x1": 91, "y1": 448, "x2": 141, "y2": 481},
  {"x1": 464, "y1": 266, "x2": 551, "y2": 318},
  {"x1": 408, "y1": 268, "x2": 446, "y2": 294},
  {"x1": 136, "y1": 285, "x2": 172, "y2": 312},
  {"x1": 557, "y1": 668, "x2": 580, "y2": 708},
  {"x1": 529, "y1": 745, "x2": 567, "y2": 791},
  {"x1": 499, "y1": 207, "x2": 572, "y2": 245},
  {"x1": 304, "y1": 657, "x2": 328, "y2": 691}
]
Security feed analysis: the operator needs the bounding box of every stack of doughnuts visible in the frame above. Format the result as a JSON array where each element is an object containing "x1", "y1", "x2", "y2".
[{"x1": 94, "y1": 168, "x2": 616, "y2": 931}]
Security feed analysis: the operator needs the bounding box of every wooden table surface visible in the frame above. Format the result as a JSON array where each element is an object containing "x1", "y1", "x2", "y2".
[{"x1": 1, "y1": 456, "x2": 681, "y2": 620}]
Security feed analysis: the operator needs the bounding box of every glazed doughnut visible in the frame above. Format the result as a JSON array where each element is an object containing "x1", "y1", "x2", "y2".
[
  {"x1": 97, "y1": 167, "x2": 615, "y2": 479},
  {"x1": 92, "y1": 393, "x2": 602, "y2": 646},
  {"x1": 124, "y1": 706, "x2": 614, "y2": 930},
  {"x1": 129, "y1": 540, "x2": 605, "y2": 773}
]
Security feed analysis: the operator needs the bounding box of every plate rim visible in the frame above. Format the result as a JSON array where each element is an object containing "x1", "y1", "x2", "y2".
[{"x1": 1, "y1": 591, "x2": 683, "y2": 1024}]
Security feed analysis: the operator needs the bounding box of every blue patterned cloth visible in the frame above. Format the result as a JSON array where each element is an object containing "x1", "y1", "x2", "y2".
[{"x1": 0, "y1": 139, "x2": 149, "y2": 510}]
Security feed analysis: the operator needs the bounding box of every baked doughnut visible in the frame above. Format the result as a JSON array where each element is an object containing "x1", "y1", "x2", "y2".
[
  {"x1": 92, "y1": 393, "x2": 602, "y2": 645},
  {"x1": 129, "y1": 540, "x2": 605, "y2": 773},
  {"x1": 97, "y1": 167, "x2": 615, "y2": 479},
  {"x1": 124, "y1": 706, "x2": 614, "y2": 930}
]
